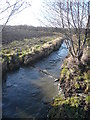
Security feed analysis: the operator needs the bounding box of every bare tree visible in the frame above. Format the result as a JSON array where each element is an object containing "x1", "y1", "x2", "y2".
[
  {"x1": 0, "y1": 0, "x2": 31, "y2": 32},
  {"x1": 43, "y1": 0, "x2": 89, "y2": 61}
]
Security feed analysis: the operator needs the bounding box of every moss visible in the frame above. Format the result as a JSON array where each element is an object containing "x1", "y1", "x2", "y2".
[
  {"x1": 75, "y1": 83, "x2": 80, "y2": 89},
  {"x1": 50, "y1": 47, "x2": 89, "y2": 119},
  {"x1": 35, "y1": 45, "x2": 41, "y2": 49},
  {"x1": 73, "y1": 75, "x2": 83, "y2": 82},
  {"x1": 84, "y1": 72, "x2": 90, "y2": 83},
  {"x1": 86, "y1": 37, "x2": 90, "y2": 45},
  {"x1": 2, "y1": 55, "x2": 11, "y2": 63},
  {"x1": 1, "y1": 49, "x2": 11, "y2": 54},
  {"x1": 48, "y1": 96, "x2": 87, "y2": 119},
  {"x1": 66, "y1": 71, "x2": 71, "y2": 79},
  {"x1": 84, "y1": 85, "x2": 88, "y2": 93},
  {"x1": 61, "y1": 67, "x2": 68, "y2": 74},
  {"x1": 70, "y1": 97, "x2": 80, "y2": 108},
  {"x1": 9, "y1": 40, "x2": 19, "y2": 45},
  {"x1": 60, "y1": 67, "x2": 69, "y2": 81},
  {"x1": 52, "y1": 96, "x2": 80, "y2": 108},
  {"x1": 52, "y1": 96, "x2": 65, "y2": 106},
  {"x1": 22, "y1": 50, "x2": 28, "y2": 55},
  {"x1": 2, "y1": 36, "x2": 61, "y2": 65},
  {"x1": 78, "y1": 75, "x2": 84, "y2": 81},
  {"x1": 0, "y1": 57, "x2": 4, "y2": 62},
  {"x1": 86, "y1": 95, "x2": 90, "y2": 104}
]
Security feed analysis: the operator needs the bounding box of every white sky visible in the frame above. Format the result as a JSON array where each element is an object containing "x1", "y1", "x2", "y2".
[
  {"x1": 0, "y1": 0, "x2": 44, "y2": 26},
  {"x1": 0, "y1": 0, "x2": 89, "y2": 27},
  {"x1": 8, "y1": 0, "x2": 43, "y2": 26}
]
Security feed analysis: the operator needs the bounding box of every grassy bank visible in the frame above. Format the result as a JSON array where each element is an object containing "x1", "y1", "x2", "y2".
[
  {"x1": 1, "y1": 35, "x2": 63, "y2": 75},
  {"x1": 48, "y1": 40, "x2": 90, "y2": 119}
]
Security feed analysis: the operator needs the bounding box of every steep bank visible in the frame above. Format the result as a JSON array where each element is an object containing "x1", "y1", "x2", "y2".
[
  {"x1": 1, "y1": 37, "x2": 63, "y2": 76},
  {"x1": 48, "y1": 45, "x2": 90, "y2": 119}
]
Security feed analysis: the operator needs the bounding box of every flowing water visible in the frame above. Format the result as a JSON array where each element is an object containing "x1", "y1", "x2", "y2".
[{"x1": 2, "y1": 42, "x2": 68, "y2": 119}]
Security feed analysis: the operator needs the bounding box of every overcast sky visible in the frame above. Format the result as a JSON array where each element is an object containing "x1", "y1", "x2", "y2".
[
  {"x1": 0, "y1": 0, "x2": 89, "y2": 26},
  {"x1": 8, "y1": 0, "x2": 44, "y2": 26},
  {"x1": 0, "y1": 0, "x2": 44, "y2": 26}
]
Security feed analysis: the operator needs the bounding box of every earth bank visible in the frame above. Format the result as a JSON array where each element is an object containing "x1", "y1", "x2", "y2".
[
  {"x1": 48, "y1": 44, "x2": 90, "y2": 119},
  {"x1": 1, "y1": 36, "x2": 63, "y2": 77}
]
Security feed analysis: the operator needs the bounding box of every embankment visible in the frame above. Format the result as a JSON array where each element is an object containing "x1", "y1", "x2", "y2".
[
  {"x1": 2, "y1": 37, "x2": 63, "y2": 76},
  {"x1": 48, "y1": 45, "x2": 90, "y2": 119}
]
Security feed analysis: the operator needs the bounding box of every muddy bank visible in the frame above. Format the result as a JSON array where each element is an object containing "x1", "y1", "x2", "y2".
[{"x1": 2, "y1": 37, "x2": 63, "y2": 75}]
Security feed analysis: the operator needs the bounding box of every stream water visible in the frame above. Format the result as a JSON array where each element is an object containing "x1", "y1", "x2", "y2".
[{"x1": 2, "y1": 42, "x2": 68, "y2": 119}]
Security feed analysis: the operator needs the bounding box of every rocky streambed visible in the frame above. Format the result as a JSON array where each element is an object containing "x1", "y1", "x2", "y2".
[{"x1": 1, "y1": 36, "x2": 63, "y2": 76}]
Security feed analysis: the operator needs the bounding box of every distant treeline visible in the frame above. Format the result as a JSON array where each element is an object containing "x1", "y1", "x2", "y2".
[
  {"x1": 2, "y1": 25, "x2": 63, "y2": 45},
  {"x1": 2, "y1": 25, "x2": 86, "y2": 45}
]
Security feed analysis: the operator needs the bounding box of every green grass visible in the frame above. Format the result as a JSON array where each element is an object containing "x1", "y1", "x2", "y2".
[
  {"x1": 1, "y1": 35, "x2": 61, "y2": 64},
  {"x1": 86, "y1": 95, "x2": 90, "y2": 103}
]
